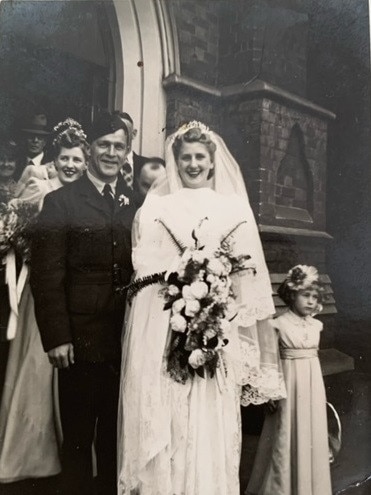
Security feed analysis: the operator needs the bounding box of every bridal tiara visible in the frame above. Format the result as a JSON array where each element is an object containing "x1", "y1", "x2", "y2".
[{"x1": 170, "y1": 121, "x2": 210, "y2": 142}]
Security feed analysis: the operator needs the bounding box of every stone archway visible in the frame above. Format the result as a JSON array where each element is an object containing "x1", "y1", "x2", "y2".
[
  {"x1": 0, "y1": 0, "x2": 174, "y2": 157},
  {"x1": 110, "y1": 0, "x2": 177, "y2": 157}
]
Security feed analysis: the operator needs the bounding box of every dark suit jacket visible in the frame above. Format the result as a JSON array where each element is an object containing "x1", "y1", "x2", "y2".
[{"x1": 30, "y1": 173, "x2": 138, "y2": 362}]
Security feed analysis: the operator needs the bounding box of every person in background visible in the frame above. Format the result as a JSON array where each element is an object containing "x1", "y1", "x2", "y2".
[
  {"x1": 119, "y1": 112, "x2": 151, "y2": 190},
  {"x1": 15, "y1": 118, "x2": 88, "y2": 209},
  {"x1": 247, "y1": 265, "x2": 332, "y2": 495},
  {"x1": 15, "y1": 112, "x2": 54, "y2": 181},
  {"x1": 0, "y1": 119, "x2": 88, "y2": 484},
  {"x1": 0, "y1": 140, "x2": 19, "y2": 203},
  {"x1": 135, "y1": 157, "x2": 166, "y2": 198}
]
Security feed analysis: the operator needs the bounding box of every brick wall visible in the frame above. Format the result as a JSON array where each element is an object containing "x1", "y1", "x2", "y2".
[
  {"x1": 170, "y1": 0, "x2": 219, "y2": 86},
  {"x1": 164, "y1": 85, "x2": 220, "y2": 136},
  {"x1": 218, "y1": 0, "x2": 309, "y2": 96}
]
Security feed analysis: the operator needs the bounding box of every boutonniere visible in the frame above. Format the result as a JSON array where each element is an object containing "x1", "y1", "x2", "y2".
[{"x1": 118, "y1": 194, "x2": 130, "y2": 207}]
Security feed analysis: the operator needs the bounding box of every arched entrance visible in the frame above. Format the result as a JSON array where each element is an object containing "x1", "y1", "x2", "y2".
[{"x1": 0, "y1": 0, "x2": 171, "y2": 156}]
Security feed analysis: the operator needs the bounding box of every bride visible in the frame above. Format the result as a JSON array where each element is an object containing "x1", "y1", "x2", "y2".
[{"x1": 117, "y1": 122, "x2": 285, "y2": 494}]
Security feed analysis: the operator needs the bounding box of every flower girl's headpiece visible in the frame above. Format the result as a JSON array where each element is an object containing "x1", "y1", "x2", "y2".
[
  {"x1": 278, "y1": 265, "x2": 325, "y2": 311},
  {"x1": 286, "y1": 265, "x2": 320, "y2": 291}
]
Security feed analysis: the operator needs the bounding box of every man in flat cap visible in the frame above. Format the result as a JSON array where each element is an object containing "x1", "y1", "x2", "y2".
[{"x1": 31, "y1": 110, "x2": 138, "y2": 495}]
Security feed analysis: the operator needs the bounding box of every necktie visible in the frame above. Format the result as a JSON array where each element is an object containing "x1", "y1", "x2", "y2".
[
  {"x1": 122, "y1": 162, "x2": 133, "y2": 189},
  {"x1": 102, "y1": 184, "x2": 115, "y2": 211}
]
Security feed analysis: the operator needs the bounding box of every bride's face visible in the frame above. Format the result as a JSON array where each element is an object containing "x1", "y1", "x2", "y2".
[{"x1": 176, "y1": 141, "x2": 214, "y2": 189}]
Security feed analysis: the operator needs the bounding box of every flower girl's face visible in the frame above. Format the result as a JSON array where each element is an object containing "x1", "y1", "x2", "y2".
[
  {"x1": 54, "y1": 146, "x2": 87, "y2": 184},
  {"x1": 177, "y1": 142, "x2": 214, "y2": 189},
  {"x1": 292, "y1": 289, "x2": 320, "y2": 317}
]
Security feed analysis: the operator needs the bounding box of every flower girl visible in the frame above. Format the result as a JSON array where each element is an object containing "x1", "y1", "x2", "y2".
[{"x1": 247, "y1": 265, "x2": 332, "y2": 495}]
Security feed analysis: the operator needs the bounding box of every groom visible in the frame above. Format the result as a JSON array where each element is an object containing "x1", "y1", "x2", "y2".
[{"x1": 31, "y1": 111, "x2": 138, "y2": 495}]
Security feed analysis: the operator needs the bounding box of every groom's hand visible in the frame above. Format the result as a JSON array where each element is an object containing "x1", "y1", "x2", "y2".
[{"x1": 48, "y1": 343, "x2": 75, "y2": 369}]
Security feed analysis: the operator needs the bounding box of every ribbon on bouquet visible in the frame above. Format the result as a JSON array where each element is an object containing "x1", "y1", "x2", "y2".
[{"x1": 5, "y1": 248, "x2": 28, "y2": 340}]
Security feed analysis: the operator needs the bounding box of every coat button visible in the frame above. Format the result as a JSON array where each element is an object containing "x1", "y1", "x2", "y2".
[
  {"x1": 113, "y1": 263, "x2": 119, "y2": 269},
  {"x1": 113, "y1": 241, "x2": 118, "y2": 247}
]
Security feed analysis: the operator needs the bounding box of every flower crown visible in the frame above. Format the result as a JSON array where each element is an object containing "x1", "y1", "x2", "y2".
[
  {"x1": 286, "y1": 265, "x2": 320, "y2": 291},
  {"x1": 52, "y1": 118, "x2": 87, "y2": 147},
  {"x1": 171, "y1": 121, "x2": 210, "y2": 143}
]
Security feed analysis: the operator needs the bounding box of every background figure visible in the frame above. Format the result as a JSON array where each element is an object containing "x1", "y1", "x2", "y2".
[
  {"x1": 15, "y1": 118, "x2": 88, "y2": 209},
  {"x1": 117, "y1": 123, "x2": 285, "y2": 495},
  {"x1": 135, "y1": 157, "x2": 166, "y2": 198},
  {"x1": 31, "y1": 111, "x2": 138, "y2": 495},
  {"x1": 119, "y1": 112, "x2": 152, "y2": 190},
  {"x1": 0, "y1": 140, "x2": 19, "y2": 203},
  {"x1": 0, "y1": 119, "x2": 88, "y2": 484},
  {"x1": 247, "y1": 265, "x2": 332, "y2": 495},
  {"x1": 15, "y1": 112, "x2": 53, "y2": 181}
]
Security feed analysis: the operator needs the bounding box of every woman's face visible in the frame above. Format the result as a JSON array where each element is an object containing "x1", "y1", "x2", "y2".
[
  {"x1": 176, "y1": 141, "x2": 214, "y2": 189},
  {"x1": 54, "y1": 146, "x2": 86, "y2": 184},
  {"x1": 0, "y1": 156, "x2": 17, "y2": 180}
]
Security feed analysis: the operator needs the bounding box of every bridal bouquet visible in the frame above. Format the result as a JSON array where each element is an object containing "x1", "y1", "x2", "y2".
[
  {"x1": 159, "y1": 218, "x2": 254, "y2": 384},
  {"x1": 0, "y1": 201, "x2": 39, "y2": 264}
]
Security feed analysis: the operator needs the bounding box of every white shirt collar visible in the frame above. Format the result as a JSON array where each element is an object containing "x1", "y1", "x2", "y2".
[
  {"x1": 86, "y1": 170, "x2": 118, "y2": 195},
  {"x1": 27, "y1": 152, "x2": 44, "y2": 166}
]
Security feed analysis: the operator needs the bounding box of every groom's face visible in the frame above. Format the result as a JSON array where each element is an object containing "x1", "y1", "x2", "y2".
[{"x1": 89, "y1": 128, "x2": 129, "y2": 182}]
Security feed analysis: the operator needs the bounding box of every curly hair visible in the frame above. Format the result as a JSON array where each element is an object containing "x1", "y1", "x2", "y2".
[
  {"x1": 172, "y1": 127, "x2": 217, "y2": 162},
  {"x1": 52, "y1": 119, "x2": 89, "y2": 161}
]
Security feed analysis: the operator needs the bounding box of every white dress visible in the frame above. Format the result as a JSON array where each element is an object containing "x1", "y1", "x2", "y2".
[
  {"x1": 118, "y1": 188, "x2": 285, "y2": 495},
  {"x1": 0, "y1": 176, "x2": 62, "y2": 482},
  {"x1": 247, "y1": 310, "x2": 332, "y2": 495}
]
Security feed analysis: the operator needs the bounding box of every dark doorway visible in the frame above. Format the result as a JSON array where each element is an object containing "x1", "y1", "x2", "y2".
[{"x1": 0, "y1": 0, "x2": 115, "y2": 136}]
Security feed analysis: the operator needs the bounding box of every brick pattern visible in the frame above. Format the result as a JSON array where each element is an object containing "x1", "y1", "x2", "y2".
[
  {"x1": 170, "y1": 0, "x2": 219, "y2": 86},
  {"x1": 218, "y1": 0, "x2": 308, "y2": 96},
  {"x1": 164, "y1": 86, "x2": 220, "y2": 136},
  {"x1": 223, "y1": 97, "x2": 328, "y2": 230},
  {"x1": 275, "y1": 124, "x2": 313, "y2": 212}
]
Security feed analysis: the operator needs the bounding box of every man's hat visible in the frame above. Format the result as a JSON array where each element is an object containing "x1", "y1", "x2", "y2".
[
  {"x1": 88, "y1": 111, "x2": 130, "y2": 143},
  {"x1": 21, "y1": 113, "x2": 50, "y2": 135}
]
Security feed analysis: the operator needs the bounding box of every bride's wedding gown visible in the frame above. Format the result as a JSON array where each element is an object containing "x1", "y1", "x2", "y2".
[{"x1": 118, "y1": 188, "x2": 284, "y2": 495}]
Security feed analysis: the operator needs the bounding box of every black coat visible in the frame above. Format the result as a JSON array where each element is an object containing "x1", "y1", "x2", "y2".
[{"x1": 30, "y1": 173, "x2": 138, "y2": 362}]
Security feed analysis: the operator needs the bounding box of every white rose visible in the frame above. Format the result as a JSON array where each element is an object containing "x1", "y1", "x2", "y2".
[
  {"x1": 170, "y1": 314, "x2": 187, "y2": 333},
  {"x1": 190, "y1": 281, "x2": 208, "y2": 299},
  {"x1": 185, "y1": 299, "x2": 201, "y2": 317},
  {"x1": 188, "y1": 349, "x2": 207, "y2": 369},
  {"x1": 192, "y1": 251, "x2": 206, "y2": 264},
  {"x1": 168, "y1": 285, "x2": 180, "y2": 297},
  {"x1": 172, "y1": 298, "x2": 185, "y2": 313},
  {"x1": 206, "y1": 274, "x2": 216, "y2": 284},
  {"x1": 207, "y1": 258, "x2": 225, "y2": 276},
  {"x1": 182, "y1": 285, "x2": 194, "y2": 300},
  {"x1": 204, "y1": 328, "x2": 217, "y2": 340}
]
